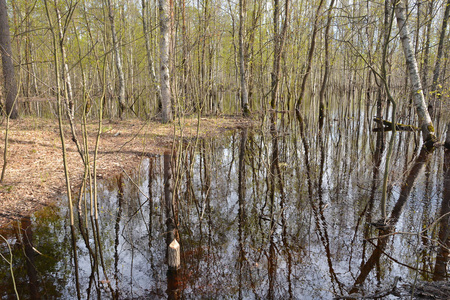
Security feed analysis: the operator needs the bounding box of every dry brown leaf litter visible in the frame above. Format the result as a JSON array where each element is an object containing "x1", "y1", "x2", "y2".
[{"x1": 0, "y1": 116, "x2": 253, "y2": 227}]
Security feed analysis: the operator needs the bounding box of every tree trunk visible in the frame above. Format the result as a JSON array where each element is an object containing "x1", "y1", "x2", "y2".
[
  {"x1": 430, "y1": 0, "x2": 450, "y2": 117},
  {"x1": 295, "y1": 0, "x2": 325, "y2": 110},
  {"x1": 180, "y1": 0, "x2": 189, "y2": 112},
  {"x1": 159, "y1": 0, "x2": 172, "y2": 123},
  {"x1": 433, "y1": 127, "x2": 450, "y2": 280},
  {"x1": 421, "y1": 0, "x2": 434, "y2": 95},
  {"x1": 392, "y1": 0, "x2": 437, "y2": 145},
  {"x1": 239, "y1": 0, "x2": 249, "y2": 116},
  {"x1": 141, "y1": 0, "x2": 162, "y2": 115},
  {"x1": 271, "y1": 0, "x2": 290, "y2": 110},
  {"x1": 107, "y1": 0, "x2": 126, "y2": 119},
  {"x1": 56, "y1": 6, "x2": 75, "y2": 121},
  {"x1": 318, "y1": 0, "x2": 335, "y2": 130},
  {"x1": 0, "y1": 0, "x2": 18, "y2": 119}
]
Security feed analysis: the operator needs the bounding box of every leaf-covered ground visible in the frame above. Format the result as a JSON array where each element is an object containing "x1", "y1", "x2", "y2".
[{"x1": 0, "y1": 116, "x2": 253, "y2": 227}]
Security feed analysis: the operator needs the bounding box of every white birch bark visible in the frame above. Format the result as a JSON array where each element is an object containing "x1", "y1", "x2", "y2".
[
  {"x1": 159, "y1": 0, "x2": 172, "y2": 123},
  {"x1": 392, "y1": 0, "x2": 437, "y2": 144}
]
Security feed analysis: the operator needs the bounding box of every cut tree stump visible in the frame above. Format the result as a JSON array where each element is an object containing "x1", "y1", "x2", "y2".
[{"x1": 168, "y1": 239, "x2": 180, "y2": 270}]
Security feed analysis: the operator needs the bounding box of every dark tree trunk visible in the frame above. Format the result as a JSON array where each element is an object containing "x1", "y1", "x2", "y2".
[
  {"x1": 271, "y1": 0, "x2": 290, "y2": 110},
  {"x1": 318, "y1": 0, "x2": 335, "y2": 130},
  {"x1": 238, "y1": 0, "x2": 249, "y2": 116},
  {"x1": 295, "y1": 0, "x2": 325, "y2": 110},
  {"x1": 142, "y1": 0, "x2": 162, "y2": 115},
  {"x1": 0, "y1": 0, "x2": 18, "y2": 119},
  {"x1": 430, "y1": 0, "x2": 450, "y2": 118}
]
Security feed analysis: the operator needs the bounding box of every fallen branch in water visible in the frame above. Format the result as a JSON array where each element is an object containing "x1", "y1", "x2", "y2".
[
  {"x1": 372, "y1": 117, "x2": 418, "y2": 132},
  {"x1": 334, "y1": 276, "x2": 401, "y2": 299}
]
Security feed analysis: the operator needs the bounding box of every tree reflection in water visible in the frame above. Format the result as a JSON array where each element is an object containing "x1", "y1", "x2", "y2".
[{"x1": 0, "y1": 116, "x2": 449, "y2": 299}]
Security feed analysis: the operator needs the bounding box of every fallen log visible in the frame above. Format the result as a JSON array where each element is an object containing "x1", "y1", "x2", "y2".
[{"x1": 372, "y1": 117, "x2": 418, "y2": 132}]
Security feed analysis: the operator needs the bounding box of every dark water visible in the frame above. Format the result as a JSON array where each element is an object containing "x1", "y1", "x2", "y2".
[{"x1": 1, "y1": 115, "x2": 449, "y2": 299}]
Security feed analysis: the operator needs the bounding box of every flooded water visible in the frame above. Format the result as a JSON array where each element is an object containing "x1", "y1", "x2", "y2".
[{"x1": 1, "y1": 113, "x2": 449, "y2": 299}]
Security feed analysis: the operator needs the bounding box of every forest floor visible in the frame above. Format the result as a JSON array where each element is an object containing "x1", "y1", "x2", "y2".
[{"x1": 0, "y1": 115, "x2": 254, "y2": 227}]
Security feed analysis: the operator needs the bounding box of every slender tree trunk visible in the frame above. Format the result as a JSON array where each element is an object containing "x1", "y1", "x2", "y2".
[
  {"x1": 271, "y1": 0, "x2": 290, "y2": 110},
  {"x1": 0, "y1": 0, "x2": 18, "y2": 119},
  {"x1": 430, "y1": 0, "x2": 450, "y2": 117},
  {"x1": 295, "y1": 0, "x2": 325, "y2": 110},
  {"x1": 433, "y1": 126, "x2": 450, "y2": 280},
  {"x1": 168, "y1": 0, "x2": 176, "y2": 116},
  {"x1": 142, "y1": 0, "x2": 162, "y2": 115},
  {"x1": 107, "y1": 0, "x2": 126, "y2": 119},
  {"x1": 180, "y1": 0, "x2": 189, "y2": 112},
  {"x1": 239, "y1": 0, "x2": 249, "y2": 116},
  {"x1": 421, "y1": 0, "x2": 434, "y2": 95},
  {"x1": 246, "y1": 1, "x2": 260, "y2": 111},
  {"x1": 43, "y1": 2, "x2": 81, "y2": 297},
  {"x1": 318, "y1": 0, "x2": 335, "y2": 130},
  {"x1": 392, "y1": 0, "x2": 437, "y2": 145},
  {"x1": 56, "y1": 6, "x2": 75, "y2": 121},
  {"x1": 159, "y1": 0, "x2": 172, "y2": 123}
]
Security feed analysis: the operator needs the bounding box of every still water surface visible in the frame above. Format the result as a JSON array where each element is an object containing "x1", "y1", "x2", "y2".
[{"x1": 1, "y1": 116, "x2": 449, "y2": 299}]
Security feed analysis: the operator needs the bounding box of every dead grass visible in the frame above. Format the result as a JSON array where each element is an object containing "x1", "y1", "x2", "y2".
[{"x1": 0, "y1": 115, "x2": 254, "y2": 227}]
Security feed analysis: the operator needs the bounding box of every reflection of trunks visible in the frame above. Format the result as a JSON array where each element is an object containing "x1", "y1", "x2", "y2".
[
  {"x1": 165, "y1": 150, "x2": 180, "y2": 271},
  {"x1": 21, "y1": 217, "x2": 40, "y2": 299},
  {"x1": 434, "y1": 139, "x2": 450, "y2": 280},
  {"x1": 350, "y1": 146, "x2": 433, "y2": 295}
]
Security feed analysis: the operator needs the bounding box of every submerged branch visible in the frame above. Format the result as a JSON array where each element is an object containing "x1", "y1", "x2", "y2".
[{"x1": 372, "y1": 117, "x2": 418, "y2": 132}]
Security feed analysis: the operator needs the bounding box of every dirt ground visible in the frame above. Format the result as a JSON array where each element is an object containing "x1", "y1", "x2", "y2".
[{"x1": 0, "y1": 115, "x2": 254, "y2": 227}]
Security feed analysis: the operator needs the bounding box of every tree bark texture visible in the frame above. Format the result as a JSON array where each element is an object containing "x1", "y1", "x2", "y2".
[
  {"x1": 421, "y1": 0, "x2": 434, "y2": 95},
  {"x1": 430, "y1": 0, "x2": 450, "y2": 117},
  {"x1": 238, "y1": 0, "x2": 249, "y2": 116},
  {"x1": 159, "y1": 0, "x2": 172, "y2": 123},
  {"x1": 271, "y1": 0, "x2": 290, "y2": 110},
  {"x1": 0, "y1": 0, "x2": 18, "y2": 119},
  {"x1": 107, "y1": 0, "x2": 126, "y2": 119},
  {"x1": 433, "y1": 135, "x2": 450, "y2": 280},
  {"x1": 141, "y1": 0, "x2": 162, "y2": 113},
  {"x1": 392, "y1": 0, "x2": 437, "y2": 145},
  {"x1": 318, "y1": 0, "x2": 335, "y2": 130},
  {"x1": 295, "y1": 0, "x2": 325, "y2": 110},
  {"x1": 56, "y1": 6, "x2": 75, "y2": 121}
]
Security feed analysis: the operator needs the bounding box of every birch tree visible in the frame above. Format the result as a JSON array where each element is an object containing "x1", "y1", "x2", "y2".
[
  {"x1": 392, "y1": 0, "x2": 437, "y2": 145},
  {"x1": 159, "y1": 0, "x2": 172, "y2": 123}
]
